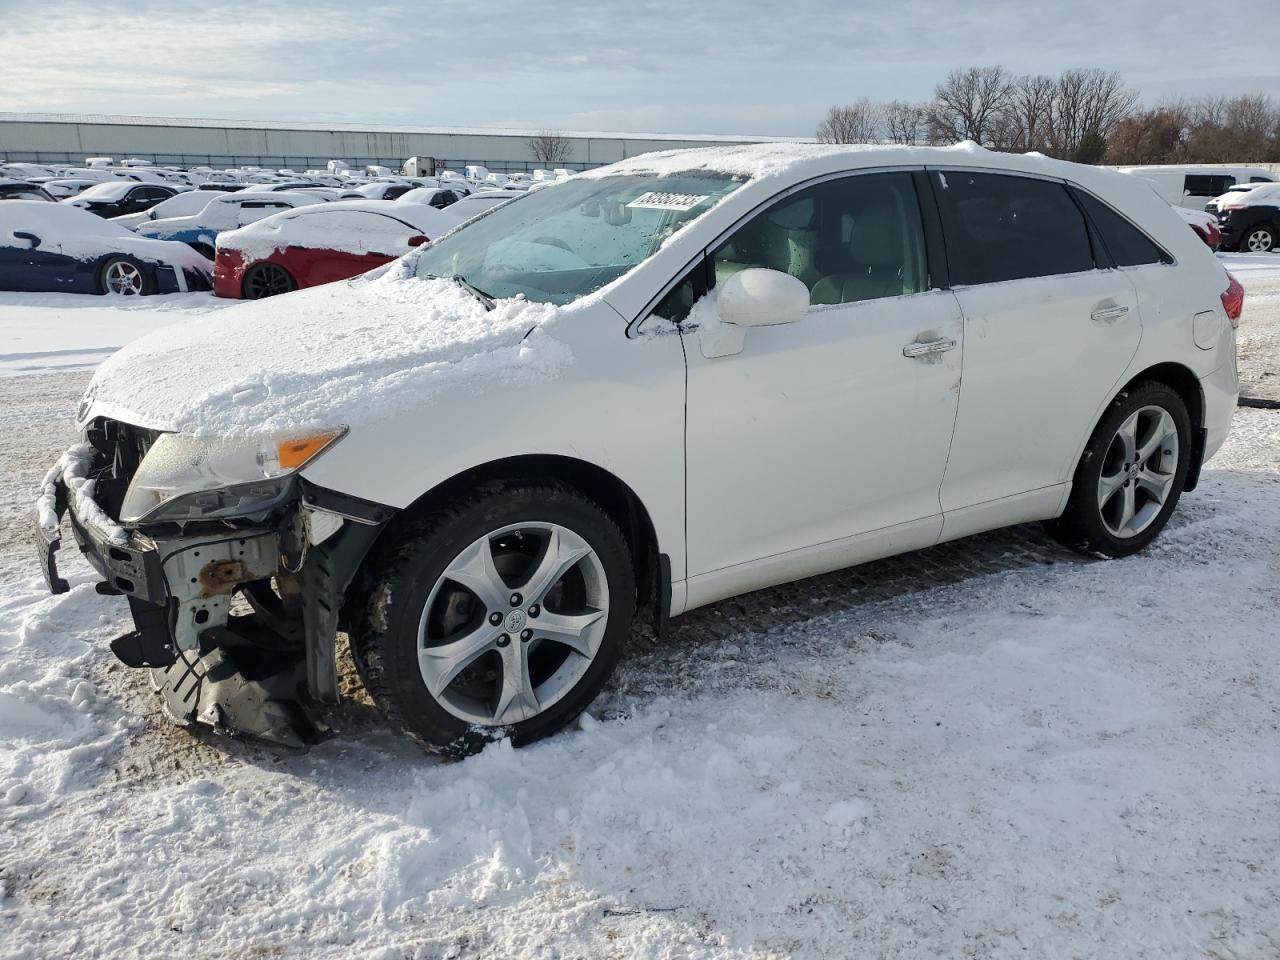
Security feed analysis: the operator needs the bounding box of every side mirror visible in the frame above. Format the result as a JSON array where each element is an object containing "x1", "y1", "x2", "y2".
[
  {"x1": 700, "y1": 268, "x2": 810, "y2": 359},
  {"x1": 407, "y1": 235, "x2": 429, "y2": 247},
  {"x1": 13, "y1": 231, "x2": 41, "y2": 249},
  {"x1": 718, "y1": 268, "x2": 809, "y2": 327}
]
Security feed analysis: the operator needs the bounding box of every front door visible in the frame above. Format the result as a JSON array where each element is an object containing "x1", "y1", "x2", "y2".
[{"x1": 680, "y1": 171, "x2": 963, "y2": 605}]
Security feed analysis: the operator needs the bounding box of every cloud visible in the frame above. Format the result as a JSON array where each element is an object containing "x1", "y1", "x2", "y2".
[{"x1": 0, "y1": 0, "x2": 1274, "y2": 136}]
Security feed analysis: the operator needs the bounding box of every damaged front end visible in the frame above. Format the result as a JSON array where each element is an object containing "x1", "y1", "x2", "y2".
[{"x1": 34, "y1": 417, "x2": 391, "y2": 748}]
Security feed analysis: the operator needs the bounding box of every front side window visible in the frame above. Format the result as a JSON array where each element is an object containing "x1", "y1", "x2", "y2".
[
  {"x1": 934, "y1": 171, "x2": 1094, "y2": 285},
  {"x1": 414, "y1": 172, "x2": 742, "y2": 305},
  {"x1": 1073, "y1": 190, "x2": 1169, "y2": 268},
  {"x1": 711, "y1": 172, "x2": 928, "y2": 306}
]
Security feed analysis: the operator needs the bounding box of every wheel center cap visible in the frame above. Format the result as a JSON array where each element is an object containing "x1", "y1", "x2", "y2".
[
  {"x1": 505, "y1": 610, "x2": 527, "y2": 633},
  {"x1": 1127, "y1": 463, "x2": 1140, "y2": 479}
]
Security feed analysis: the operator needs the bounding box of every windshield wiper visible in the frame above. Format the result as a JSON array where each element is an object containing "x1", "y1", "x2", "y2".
[{"x1": 451, "y1": 274, "x2": 495, "y2": 311}]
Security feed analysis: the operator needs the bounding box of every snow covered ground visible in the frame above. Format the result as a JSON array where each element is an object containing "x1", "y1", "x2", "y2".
[{"x1": 0, "y1": 261, "x2": 1278, "y2": 959}]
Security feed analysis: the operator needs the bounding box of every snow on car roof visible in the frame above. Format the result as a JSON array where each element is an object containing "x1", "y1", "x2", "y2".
[
  {"x1": 2, "y1": 198, "x2": 135, "y2": 241},
  {"x1": 217, "y1": 198, "x2": 458, "y2": 260},
  {"x1": 578, "y1": 140, "x2": 1121, "y2": 188},
  {"x1": 68, "y1": 179, "x2": 139, "y2": 202}
]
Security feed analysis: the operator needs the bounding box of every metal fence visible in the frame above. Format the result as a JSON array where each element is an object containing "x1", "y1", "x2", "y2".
[{"x1": 0, "y1": 149, "x2": 607, "y2": 175}]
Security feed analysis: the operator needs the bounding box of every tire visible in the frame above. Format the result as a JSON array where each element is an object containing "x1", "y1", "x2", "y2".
[
  {"x1": 1046, "y1": 381, "x2": 1192, "y2": 558},
  {"x1": 1242, "y1": 225, "x2": 1277, "y2": 254},
  {"x1": 350, "y1": 481, "x2": 635, "y2": 755},
  {"x1": 99, "y1": 257, "x2": 151, "y2": 296},
  {"x1": 242, "y1": 262, "x2": 296, "y2": 299}
]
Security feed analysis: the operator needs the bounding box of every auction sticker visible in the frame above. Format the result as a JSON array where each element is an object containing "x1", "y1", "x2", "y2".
[{"x1": 626, "y1": 192, "x2": 709, "y2": 211}]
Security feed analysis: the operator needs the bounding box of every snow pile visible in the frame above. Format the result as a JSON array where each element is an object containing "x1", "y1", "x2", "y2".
[
  {"x1": 85, "y1": 270, "x2": 571, "y2": 436},
  {"x1": 33, "y1": 442, "x2": 127, "y2": 546},
  {"x1": 218, "y1": 199, "x2": 458, "y2": 262}
]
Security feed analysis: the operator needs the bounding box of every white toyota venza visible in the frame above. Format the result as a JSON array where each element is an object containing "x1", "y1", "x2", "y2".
[{"x1": 34, "y1": 143, "x2": 1241, "y2": 752}]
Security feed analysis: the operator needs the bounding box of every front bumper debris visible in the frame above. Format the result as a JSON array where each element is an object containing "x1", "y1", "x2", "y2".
[{"x1": 34, "y1": 446, "x2": 390, "y2": 749}]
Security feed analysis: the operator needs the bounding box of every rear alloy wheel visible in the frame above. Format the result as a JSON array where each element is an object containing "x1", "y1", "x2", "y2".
[
  {"x1": 1046, "y1": 382, "x2": 1191, "y2": 558},
  {"x1": 100, "y1": 257, "x2": 148, "y2": 296},
  {"x1": 242, "y1": 262, "x2": 296, "y2": 299},
  {"x1": 352, "y1": 483, "x2": 635, "y2": 754},
  {"x1": 1243, "y1": 225, "x2": 1277, "y2": 253}
]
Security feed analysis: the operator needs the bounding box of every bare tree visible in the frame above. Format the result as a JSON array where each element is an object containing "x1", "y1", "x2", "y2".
[
  {"x1": 529, "y1": 130, "x2": 571, "y2": 164},
  {"x1": 1000, "y1": 74, "x2": 1057, "y2": 152},
  {"x1": 928, "y1": 66, "x2": 1015, "y2": 145},
  {"x1": 1045, "y1": 69, "x2": 1137, "y2": 162},
  {"x1": 884, "y1": 101, "x2": 929, "y2": 145},
  {"x1": 816, "y1": 99, "x2": 885, "y2": 143}
]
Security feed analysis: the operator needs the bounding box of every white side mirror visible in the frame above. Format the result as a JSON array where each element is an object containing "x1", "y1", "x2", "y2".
[
  {"x1": 718, "y1": 268, "x2": 810, "y2": 328},
  {"x1": 700, "y1": 268, "x2": 809, "y2": 358}
]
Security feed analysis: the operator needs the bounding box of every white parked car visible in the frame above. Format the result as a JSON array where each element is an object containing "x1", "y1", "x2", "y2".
[
  {"x1": 396, "y1": 186, "x2": 464, "y2": 209},
  {"x1": 1116, "y1": 164, "x2": 1276, "y2": 210},
  {"x1": 111, "y1": 189, "x2": 219, "y2": 230},
  {"x1": 438, "y1": 188, "x2": 524, "y2": 221},
  {"x1": 35, "y1": 144, "x2": 1240, "y2": 752}
]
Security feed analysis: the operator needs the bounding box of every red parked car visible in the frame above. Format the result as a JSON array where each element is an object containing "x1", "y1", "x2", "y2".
[
  {"x1": 1175, "y1": 206, "x2": 1222, "y2": 251},
  {"x1": 213, "y1": 199, "x2": 461, "y2": 299}
]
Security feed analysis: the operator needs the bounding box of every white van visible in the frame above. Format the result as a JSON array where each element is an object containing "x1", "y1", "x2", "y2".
[{"x1": 1117, "y1": 165, "x2": 1276, "y2": 210}]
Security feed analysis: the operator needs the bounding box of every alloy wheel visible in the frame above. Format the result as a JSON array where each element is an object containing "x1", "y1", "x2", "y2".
[
  {"x1": 104, "y1": 260, "x2": 144, "y2": 295},
  {"x1": 243, "y1": 263, "x2": 295, "y2": 299},
  {"x1": 1096, "y1": 404, "x2": 1179, "y2": 539},
  {"x1": 1246, "y1": 228, "x2": 1274, "y2": 253},
  {"x1": 417, "y1": 522, "x2": 610, "y2": 726}
]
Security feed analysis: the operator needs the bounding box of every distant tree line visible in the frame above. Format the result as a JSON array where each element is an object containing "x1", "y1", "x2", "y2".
[{"x1": 817, "y1": 66, "x2": 1280, "y2": 165}]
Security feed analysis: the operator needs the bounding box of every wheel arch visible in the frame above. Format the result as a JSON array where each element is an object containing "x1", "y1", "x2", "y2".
[
  {"x1": 347, "y1": 453, "x2": 668, "y2": 636},
  {"x1": 1069, "y1": 361, "x2": 1207, "y2": 496}
]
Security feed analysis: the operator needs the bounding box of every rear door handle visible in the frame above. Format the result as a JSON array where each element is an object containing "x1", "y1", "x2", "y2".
[
  {"x1": 902, "y1": 338, "x2": 957, "y2": 359},
  {"x1": 1091, "y1": 304, "x2": 1130, "y2": 324}
]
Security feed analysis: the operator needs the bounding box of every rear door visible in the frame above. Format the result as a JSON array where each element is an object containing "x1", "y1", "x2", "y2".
[{"x1": 931, "y1": 169, "x2": 1142, "y2": 524}]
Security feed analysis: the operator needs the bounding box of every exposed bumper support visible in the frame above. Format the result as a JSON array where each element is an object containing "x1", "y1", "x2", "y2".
[{"x1": 34, "y1": 472, "x2": 392, "y2": 748}]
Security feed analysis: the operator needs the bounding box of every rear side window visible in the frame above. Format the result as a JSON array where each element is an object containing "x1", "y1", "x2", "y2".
[
  {"x1": 1073, "y1": 191, "x2": 1170, "y2": 267},
  {"x1": 933, "y1": 171, "x2": 1094, "y2": 285},
  {"x1": 1184, "y1": 174, "x2": 1234, "y2": 197}
]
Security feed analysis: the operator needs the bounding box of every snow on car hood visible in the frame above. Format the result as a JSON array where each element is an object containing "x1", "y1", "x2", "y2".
[{"x1": 81, "y1": 261, "x2": 569, "y2": 437}]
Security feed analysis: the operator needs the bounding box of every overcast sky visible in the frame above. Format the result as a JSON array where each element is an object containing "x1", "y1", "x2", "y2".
[{"x1": 0, "y1": 0, "x2": 1275, "y2": 138}]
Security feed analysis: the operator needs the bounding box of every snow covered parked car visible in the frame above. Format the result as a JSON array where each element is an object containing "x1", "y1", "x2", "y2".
[
  {"x1": 212, "y1": 199, "x2": 458, "y2": 298},
  {"x1": 0, "y1": 200, "x2": 211, "y2": 294},
  {"x1": 33, "y1": 143, "x2": 1240, "y2": 753},
  {"x1": 136, "y1": 192, "x2": 326, "y2": 259},
  {"x1": 436, "y1": 188, "x2": 524, "y2": 221},
  {"x1": 0, "y1": 178, "x2": 55, "y2": 201},
  {"x1": 66, "y1": 181, "x2": 179, "y2": 219},
  {"x1": 1174, "y1": 206, "x2": 1221, "y2": 250},
  {"x1": 111, "y1": 189, "x2": 220, "y2": 230}
]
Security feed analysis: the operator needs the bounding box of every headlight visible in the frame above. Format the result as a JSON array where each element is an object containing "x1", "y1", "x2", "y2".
[{"x1": 120, "y1": 429, "x2": 344, "y2": 523}]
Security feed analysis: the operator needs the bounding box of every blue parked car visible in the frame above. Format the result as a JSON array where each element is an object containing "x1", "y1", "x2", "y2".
[
  {"x1": 136, "y1": 191, "x2": 325, "y2": 259},
  {"x1": 0, "y1": 201, "x2": 212, "y2": 295}
]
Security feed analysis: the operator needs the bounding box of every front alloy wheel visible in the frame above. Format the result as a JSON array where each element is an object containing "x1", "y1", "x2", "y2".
[
  {"x1": 419, "y1": 522, "x2": 610, "y2": 726},
  {"x1": 1244, "y1": 226, "x2": 1276, "y2": 253},
  {"x1": 101, "y1": 258, "x2": 146, "y2": 295},
  {"x1": 352, "y1": 482, "x2": 635, "y2": 754}
]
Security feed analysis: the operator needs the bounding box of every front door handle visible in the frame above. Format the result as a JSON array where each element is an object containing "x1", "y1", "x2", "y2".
[
  {"x1": 902, "y1": 337, "x2": 957, "y2": 359},
  {"x1": 1091, "y1": 304, "x2": 1130, "y2": 324}
]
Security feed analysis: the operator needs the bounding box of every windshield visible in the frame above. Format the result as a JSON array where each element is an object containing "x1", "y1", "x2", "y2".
[{"x1": 414, "y1": 172, "x2": 742, "y2": 305}]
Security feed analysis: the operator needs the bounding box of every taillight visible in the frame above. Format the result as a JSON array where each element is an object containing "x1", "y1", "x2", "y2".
[
  {"x1": 1222, "y1": 204, "x2": 1245, "y2": 212},
  {"x1": 1221, "y1": 273, "x2": 1244, "y2": 327}
]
